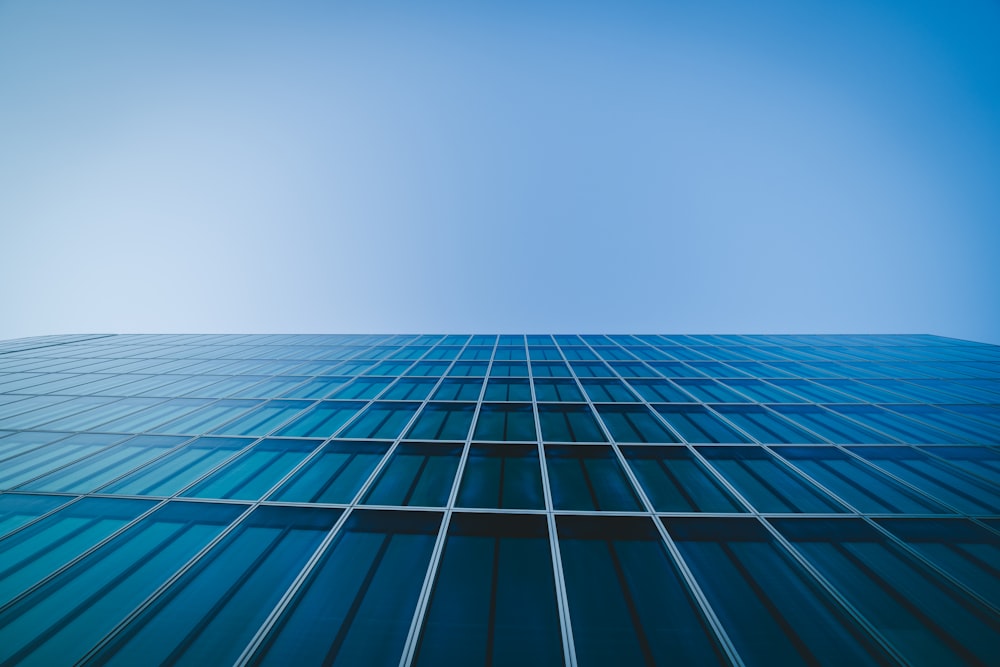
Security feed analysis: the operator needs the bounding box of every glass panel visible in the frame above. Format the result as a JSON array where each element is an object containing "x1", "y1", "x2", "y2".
[
  {"x1": 0, "y1": 431, "x2": 70, "y2": 461},
  {"x1": 382, "y1": 378, "x2": 438, "y2": 401},
  {"x1": 530, "y1": 362, "x2": 572, "y2": 378},
  {"x1": 0, "y1": 501, "x2": 243, "y2": 666},
  {"x1": 87, "y1": 506, "x2": 341, "y2": 667},
  {"x1": 0, "y1": 497, "x2": 155, "y2": 607},
  {"x1": 668, "y1": 517, "x2": 894, "y2": 667},
  {"x1": 545, "y1": 445, "x2": 641, "y2": 511},
  {"x1": 621, "y1": 446, "x2": 744, "y2": 512},
  {"x1": 433, "y1": 379, "x2": 484, "y2": 401},
  {"x1": 154, "y1": 399, "x2": 262, "y2": 435},
  {"x1": 0, "y1": 434, "x2": 127, "y2": 490},
  {"x1": 491, "y1": 362, "x2": 529, "y2": 377},
  {"x1": 457, "y1": 444, "x2": 544, "y2": 510},
  {"x1": 626, "y1": 379, "x2": 693, "y2": 403},
  {"x1": 775, "y1": 447, "x2": 950, "y2": 514},
  {"x1": 0, "y1": 493, "x2": 73, "y2": 538},
  {"x1": 772, "y1": 405, "x2": 895, "y2": 444},
  {"x1": 596, "y1": 405, "x2": 679, "y2": 443},
  {"x1": 580, "y1": 379, "x2": 638, "y2": 403},
  {"x1": 276, "y1": 401, "x2": 366, "y2": 438},
  {"x1": 484, "y1": 378, "x2": 532, "y2": 402},
  {"x1": 19, "y1": 435, "x2": 185, "y2": 494},
  {"x1": 532, "y1": 379, "x2": 583, "y2": 402},
  {"x1": 654, "y1": 405, "x2": 750, "y2": 444},
  {"x1": 875, "y1": 518, "x2": 1000, "y2": 609},
  {"x1": 719, "y1": 379, "x2": 806, "y2": 403},
  {"x1": 558, "y1": 516, "x2": 725, "y2": 667},
  {"x1": 537, "y1": 405, "x2": 607, "y2": 442},
  {"x1": 37, "y1": 397, "x2": 166, "y2": 432},
  {"x1": 362, "y1": 444, "x2": 462, "y2": 507},
  {"x1": 279, "y1": 376, "x2": 350, "y2": 399},
  {"x1": 249, "y1": 510, "x2": 441, "y2": 667},
  {"x1": 211, "y1": 400, "x2": 312, "y2": 436},
  {"x1": 713, "y1": 405, "x2": 825, "y2": 443},
  {"x1": 847, "y1": 446, "x2": 1000, "y2": 514},
  {"x1": 270, "y1": 441, "x2": 389, "y2": 504},
  {"x1": 98, "y1": 436, "x2": 251, "y2": 497},
  {"x1": 828, "y1": 405, "x2": 965, "y2": 444},
  {"x1": 415, "y1": 514, "x2": 561, "y2": 667},
  {"x1": 406, "y1": 403, "x2": 476, "y2": 441},
  {"x1": 674, "y1": 379, "x2": 748, "y2": 403},
  {"x1": 182, "y1": 439, "x2": 318, "y2": 501},
  {"x1": 774, "y1": 517, "x2": 1000, "y2": 667},
  {"x1": 920, "y1": 446, "x2": 1000, "y2": 485},
  {"x1": 473, "y1": 404, "x2": 537, "y2": 442},
  {"x1": 329, "y1": 378, "x2": 394, "y2": 400},
  {"x1": 699, "y1": 446, "x2": 847, "y2": 513}
]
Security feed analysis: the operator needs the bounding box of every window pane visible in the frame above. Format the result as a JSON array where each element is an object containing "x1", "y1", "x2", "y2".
[
  {"x1": 545, "y1": 445, "x2": 641, "y2": 511},
  {"x1": 276, "y1": 401, "x2": 366, "y2": 438},
  {"x1": 538, "y1": 405, "x2": 607, "y2": 442},
  {"x1": 88, "y1": 506, "x2": 341, "y2": 667},
  {"x1": 667, "y1": 517, "x2": 894, "y2": 667},
  {"x1": 558, "y1": 516, "x2": 725, "y2": 667},
  {"x1": 340, "y1": 402, "x2": 421, "y2": 440},
  {"x1": 433, "y1": 378, "x2": 484, "y2": 401},
  {"x1": 406, "y1": 403, "x2": 476, "y2": 441},
  {"x1": 622, "y1": 446, "x2": 744, "y2": 512},
  {"x1": 713, "y1": 404, "x2": 825, "y2": 443},
  {"x1": 532, "y1": 379, "x2": 583, "y2": 402},
  {"x1": 182, "y1": 439, "x2": 318, "y2": 500},
  {"x1": 415, "y1": 514, "x2": 562, "y2": 667},
  {"x1": 270, "y1": 441, "x2": 389, "y2": 504},
  {"x1": 363, "y1": 444, "x2": 462, "y2": 507},
  {"x1": 473, "y1": 404, "x2": 537, "y2": 442},
  {"x1": 249, "y1": 510, "x2": 441, "y2": 667},
  {"x1": 457, "y1": 444, "x2": 544, "y2": 509},
  {"x1": 596, "y1": 405, "x2": 679, "y2": 443},
  {"x1": 654, "y1": 405, "x2": 750, "y2": 444},
  {"x1": 484, "y1": 378, "x2": 532, "y2": 402}
]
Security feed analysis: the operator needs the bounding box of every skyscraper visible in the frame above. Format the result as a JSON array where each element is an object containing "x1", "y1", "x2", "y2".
[{"x1": 0, "y1": 333, "x2": 997, "y2": 666}]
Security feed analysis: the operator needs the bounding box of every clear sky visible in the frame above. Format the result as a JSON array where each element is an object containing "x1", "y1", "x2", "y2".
[{"x1": 2, "y1": 0, "x2": 999, "y2": 343}]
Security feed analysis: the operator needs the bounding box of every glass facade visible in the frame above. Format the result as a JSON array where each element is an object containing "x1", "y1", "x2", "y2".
[{"x1": 0, "y1": 332, "x2": 998, "y2": 666}]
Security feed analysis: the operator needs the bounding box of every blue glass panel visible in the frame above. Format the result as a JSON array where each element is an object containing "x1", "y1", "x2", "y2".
[
  {"x1": 278, "y1": 376, "x2": 350, "y2": 399},
  {"x1": 415, "y1": 514, "x2": 562, "y2": 667},
  {"x1": 457, "y1": 444, "x2": 544, "y2": 509},
  {"x1": 98, "y1": 436, "x2": 251, "y2": 496},
  {"x1": 37, "y1": 397, "x2": 166, "y2": 431},
  {"x1": 829, "y1": 404, "x2": 967, "y2": 444},
  {"x1": 270, "y1": 441, "x2": 389, "y2": 504},
  {"x1": 699, "y1": 446, "x2": 847, "y2": 513},
  {"x1": 250, "y1": 510, "x2": 440, "y2": 667},
  {"x1": 363, "y1": 443, "x2": 462, "y2": 507},
  {"x1": 772, "y1": 405, "x2": 895, "y2": 444},
  {"x1": 0, "y1": 496, "x2": 156, "y2": 608},
  {"x1": 483, "y1": 378, "x2": 532, "y2": 402},
  {"x1": 210, "y1": 399, "x2": 312, "y2": 436},
  {"x1": 558, "y1": 516, "x2": 725, "y2": 667},
  {"x1": 19, "y1": 435, "x2": 185, "y2": 493},
  {"x1": 668, "y1": 517, "x2": 894, "y2": 666},
  {"x1": 654, "y1": 405, "x2": 751, "y2": 443},
  {"x1": 0, "y1": 433, "x2": 128, "y2": 490},
  {"x1": 537, "y1": 404, "x2": 607, "y2": 442},
  {"x1": 847, "y1": 446, "x2": 1000, "y2": 514},
  {"x1": 473, "y1": 404, "x2": 537, "y2": 441},
  {"x1": 0, "y1": 493, "x2": 73, "y2": 538},
  {"x1": 182, "y1": 439, "x2": 318, "y2": 500},
  {"x1": 276, "y1": 401, "x2": 366, "y2": 438},
  {"x1": 532, "y1": 379, "x2": 583, "y2": 402},
  {"x1": 0, "y1": 431, "x2": 67, "y2": 461},
  {"x1": 0, "y1": 501, "x2": 242, "y2": 666},
  {"x1": 530, "y1": 362, "x2": 572, "y2": 378},
  {"x1": 596, "y1": 405, "x2": 679, "y2": 443},
  {"x1": 919, "y1": 446, "x2": 1000, "y2": 485},
  {"x1": 774, "y1": 517, "x2": 1000, "y2": 666},
  {"x1": 775, "y1": 447, "x2": 950, "y2": 514},
  {"x1": 433, "y1": 378, "x2": 484, "y2": 401},
  {"x1": 154, "y1": 399, "x2": 262, "y2": 435},
  {"x1": 407, "y1": 403, "x2": 476, "y2": 441},
  {"x1": 329, "y1": 377, "x2": 394, "y2": 400},
  {"x1": 88, "y1": 506, "x2": 340, "y2": 667},
  {"x1": 580, "y1": 379, "x2": 638, "y2": 402},
  {"x1": 713, "y1": 405, "x2": 825, "y2": 443},
  {"x1": 626, "y1": 378, "x2": 693, "y2": 403},
  {"x1": 621, "y1": 446, "x2": 744, "y2": 512},
  {"x1": 674, "y1": 379, "x2": 748, "y2": 402},
  {"x1": 718, "y1": 379, "x2": 805, "y2": 403},
  {"x1": 546, "y1": 445, "x2": 642, "y2": 511},
  {"x1": 381, "y1": 378, "x2": 438, "y2": 401},
  {"x1": 875, "y1": 518, "x2": 1000, "y2": 609}
]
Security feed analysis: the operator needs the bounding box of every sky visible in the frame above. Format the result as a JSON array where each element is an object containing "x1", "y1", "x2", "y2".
[{"x1": 2, "y1": 0, "x2": 999, "y2": 343}]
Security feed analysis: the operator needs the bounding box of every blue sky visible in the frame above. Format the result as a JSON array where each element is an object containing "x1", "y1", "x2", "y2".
[{"x1": 2, "y1": 0, "x2": 999, "y2": 343}]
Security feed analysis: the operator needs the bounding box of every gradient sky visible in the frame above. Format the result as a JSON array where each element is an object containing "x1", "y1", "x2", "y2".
[{"x1": 2, "y1": 0, "x2": 999, "y2": 343}]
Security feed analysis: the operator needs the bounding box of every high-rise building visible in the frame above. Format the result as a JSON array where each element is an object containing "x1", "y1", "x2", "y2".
[{"x1": 0, "y1": 333, "x2": 997, "y2": 666}]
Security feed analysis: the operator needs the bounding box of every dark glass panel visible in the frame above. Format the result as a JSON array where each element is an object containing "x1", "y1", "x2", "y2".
[
  {"x1": 363, "y1": 444, "x2": 462, "y2": 507},
  {"x1": 457, "y1": 444, "x2": 544, "y2": 510},
  {"x1": 270, "y1": 441, "x2": 389, "y2": 504},
  {"x1": 545, "y1": 445, "x2": 641, "y2": 511},
  {"x1": 621, "y1": 446, "x2": 744, "y2": 512}
]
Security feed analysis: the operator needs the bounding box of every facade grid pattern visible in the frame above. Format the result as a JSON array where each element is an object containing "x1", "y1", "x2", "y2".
[{"x1": 0, "y1": 333, "x2": 997, "y2": 666}]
